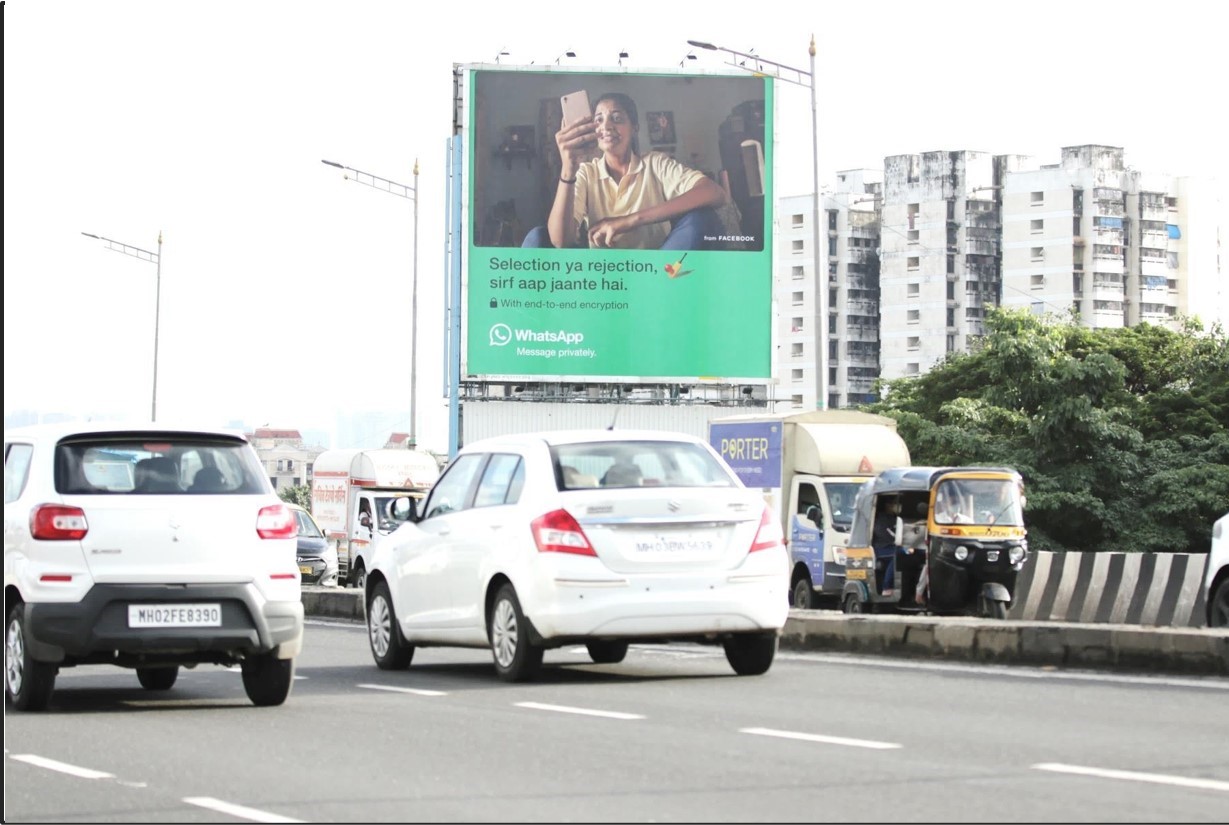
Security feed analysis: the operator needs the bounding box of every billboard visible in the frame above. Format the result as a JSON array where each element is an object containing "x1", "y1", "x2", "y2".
[{"x1": 461, "y1": 66, "x2": 774, "y2": 383}]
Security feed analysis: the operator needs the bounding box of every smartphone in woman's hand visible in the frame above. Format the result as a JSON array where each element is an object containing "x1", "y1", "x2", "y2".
[{"x1": 560, "y1": 90, "x2": 591, "y2": 127}]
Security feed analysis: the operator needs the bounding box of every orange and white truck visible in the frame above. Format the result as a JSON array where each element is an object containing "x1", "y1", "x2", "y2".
[{"x1": 310, "y1": 448, "x2": 440, "y2": 589}]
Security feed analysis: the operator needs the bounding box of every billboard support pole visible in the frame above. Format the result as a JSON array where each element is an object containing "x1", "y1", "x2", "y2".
[
  {"x1": 687, "y1": 36, "x2": 826, "y2": 410},
  {"x1": 447, "y1": 134, "x2": 464, "y2": 458}
]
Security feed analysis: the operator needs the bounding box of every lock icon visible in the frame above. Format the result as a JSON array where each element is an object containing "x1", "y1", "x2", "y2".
[{"x1": 489, "y1": 298, "x2": 498, "y2": 308}]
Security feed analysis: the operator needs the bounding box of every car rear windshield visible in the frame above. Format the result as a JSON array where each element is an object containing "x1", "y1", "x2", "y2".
[
  {"x1": 55, "y1": 434, "x2": 271, "y2": 495},
  {"x1": 552, "y1": 440, "x2": 738, "y2": 490}
]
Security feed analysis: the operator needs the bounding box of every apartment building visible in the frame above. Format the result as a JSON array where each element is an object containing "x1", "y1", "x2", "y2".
[
  {"x1": 247, "y1": 427, "x2": 325, "y2": 491},
  {"x1": 775, "y1": 170, "x2": 882, "y2": 411}
]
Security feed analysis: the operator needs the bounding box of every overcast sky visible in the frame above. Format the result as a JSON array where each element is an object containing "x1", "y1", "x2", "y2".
[{"x1": 5, "y1": 0, "x2": 1224, "y2": 453}]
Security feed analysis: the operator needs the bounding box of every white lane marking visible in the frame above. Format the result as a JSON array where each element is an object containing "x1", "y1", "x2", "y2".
[
  {"x1": 357, "y1": 683, "x2": 447, "y2": 696},
  {"x1": 183, "y1": 797, "x2": 304, "y2": 823},
  {"x1": 1033, "y1": 763, "x2": 1229, "y2": 792},
  {"x1": 11, "y1": 754, "x2": 114, "y2": 779},
  {"x1": 741, "y1": 727, "x2": 902, "y2": 750},
  {"x1": 515, "y1": 701, "x2": 645, "y2": 720}
]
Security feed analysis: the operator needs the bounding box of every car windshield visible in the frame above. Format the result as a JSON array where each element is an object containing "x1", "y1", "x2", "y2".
[
  {"x1": 294, "y1": 509, "x2": 323, "y2": 537},
  {"x1": 55, "y1": 435, "x2": 269, "y2": 495},
  {"x1": 553, "y1": 440, "x2": 737, "y2": 490}
]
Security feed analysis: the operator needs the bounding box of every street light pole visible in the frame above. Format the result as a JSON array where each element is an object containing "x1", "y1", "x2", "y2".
[
  {"x1": 688, "y1": 36, "x2": 827, "y2": 409},
  {"x1": 321, "y1": 158, "x2": 421, "y2": 448},
  {"x1": 82, "y1": 230, "x2": 163, "y2": 421}
]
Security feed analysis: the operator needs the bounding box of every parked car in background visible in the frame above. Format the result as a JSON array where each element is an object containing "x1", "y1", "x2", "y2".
[
  {"x1": 289, "y1": 503, "x2": 337, "y2": 586},
  {"x1": 364, "y1": 429, "x2": 789, "y2": 682},
  {"x1": 1205, "y1": 512, "x2": 1229, "y2": 628},
  {"x1": 3, "y1": 423, "x2": 304, "y2": 711}
]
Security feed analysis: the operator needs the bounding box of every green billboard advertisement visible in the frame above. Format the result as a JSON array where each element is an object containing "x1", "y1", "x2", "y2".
[{"x1": 463, "y1": 67, "x2": 773, "y2": 382}]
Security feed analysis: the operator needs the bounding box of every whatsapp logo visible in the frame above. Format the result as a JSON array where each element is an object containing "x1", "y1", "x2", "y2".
[{"x1": 489, "y1": 323, "x2": 512, "y2": 347}]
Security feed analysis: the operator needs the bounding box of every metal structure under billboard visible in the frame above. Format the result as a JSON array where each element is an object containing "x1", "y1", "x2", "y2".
[{"x1": 453, "y1": 64, "x2": 775, "y2": 387}]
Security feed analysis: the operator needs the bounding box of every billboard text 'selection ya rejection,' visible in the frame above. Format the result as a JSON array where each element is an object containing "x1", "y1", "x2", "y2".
[{"x1": 464, "y1": 67, "x2": 774, "y2": 382}]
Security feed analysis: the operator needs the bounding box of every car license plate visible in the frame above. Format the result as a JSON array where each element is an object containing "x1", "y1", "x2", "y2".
[
  {"x1": 128, "y1": 604, "x2": 221, "y2": 628},
  {"x1": 299, "y1": 565, "x2": 313, "y2": 575},
  {"x1": 633, "y1": 534, "x2": 714, "y2": 554}
]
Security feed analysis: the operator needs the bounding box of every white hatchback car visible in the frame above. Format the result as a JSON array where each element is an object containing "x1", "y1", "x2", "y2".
[
  {"x1": 1205, "y1": 512, "x2": 1228, "y2": 628},
  {"x1": 365, "y1": 429, "x2": 789, "y2": 681},
  {"x1": 4, "y1": 423, "x2": 304, "y2": 710}
]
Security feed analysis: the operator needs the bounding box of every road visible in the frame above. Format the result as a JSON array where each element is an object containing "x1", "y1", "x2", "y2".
[{"x1": 4, "y1": 619, "x2": 1227, "y2": 823}]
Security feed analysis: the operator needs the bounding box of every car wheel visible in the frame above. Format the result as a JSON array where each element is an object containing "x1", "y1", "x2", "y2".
[
  {"x1": 5, "y1": 603, "x2": 57, "y2": 711},
  {"x1": 240, "y1": 653, "x2": 295, "y2": 707},
  {"x1": 367, "y1": 581, "x2": 414, "y2": 670},
  {"x1": 723, "y1": 632, "x2": 777, "y2": 676},
  {"x1": 842, "y1": 593, "x2": 865, "y2": 614},
  {"x1": 352, "y1": 563, "x2": 367, "y2": 591},
  {"x1": 488, "y1": 584, "x2": 543, "y2": 682},
  {"x1": 585, "y1": 640, "x2": 629, "y2": 665},
  {"x1": 136, "y1": 666, "x2": 179, "y2": 691},
  {"x1": 1209, "y1": 579, "x2": 1229, "y2": 628},
  {"x1": 792, "y1": 576, "x2": 817, "y2": 610}
]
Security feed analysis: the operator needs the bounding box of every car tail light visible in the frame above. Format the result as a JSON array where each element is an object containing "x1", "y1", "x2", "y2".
[
  {"x1": 531, "y1": 509, "x2": 597, "y2": 557},
  {"x1": 256, "y1": 503, "x2": 297, "y2": 539},
  {"x1": 749, "y1": 506, "x2": 784, "y2": 553},
  {"x1": 30, "y1": 505, "x2": 88, "y2": 540}
]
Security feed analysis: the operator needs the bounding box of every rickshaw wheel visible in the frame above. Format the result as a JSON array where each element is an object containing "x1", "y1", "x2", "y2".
[
  {"x1": 842, "y1": 593, "x2": 866, "y2": 614},
  {"x1": 980, "y1": 596, "x2": 1008, "y2": 620}
]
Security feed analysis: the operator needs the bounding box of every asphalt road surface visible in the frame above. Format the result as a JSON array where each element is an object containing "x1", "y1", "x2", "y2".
[{"x1": 4, "y1": 619, "x2": 1227, "y2": 823}]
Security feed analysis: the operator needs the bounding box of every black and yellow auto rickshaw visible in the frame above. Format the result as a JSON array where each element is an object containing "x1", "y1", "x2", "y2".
[{"x1": 841, "y1": 466, "x2": 1029, "y2": 619}]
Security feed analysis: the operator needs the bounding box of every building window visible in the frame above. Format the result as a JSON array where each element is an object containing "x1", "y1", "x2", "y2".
[
  {"x1": 791, "y1": 369, "x2": 804, "y2": 381},
  {"x1": 792, "y1": 265, "x2": 804, "y2": 280},
  {"x1": 907, "y1": 256, "x2": 920, "y2": 270},
  {"x1": 791, "y1": 291, "x2": 804, "y2": 305},
  {"x1": 790, "y1": 343, "x2": 804, "y2": 357},
  {"x1": 1030, "y1": 274, "x2": 1045, "y2": 288},
  {"x1": 287, "y1": 459, "x2": 294, "y2": 471},
  {"x1": 1031, "y1": 191, "x2": 1044, "y2": 204},
  {"x1": 907, "y1": 336, "x2": 920, "y2": 350},
  {"x1": 792, "y1": 239, "x2": 804, "y2": 253},
  {"x1": 907, "y1": 229, "x2": 919, "y2": 243},
  {"x1": 1032, "y1": 301, "x2": 1045, "y2": 316},
  {"x1": 792, "y1": 213, "x2": 804, "y2": 228},
  {"x1": 907, "y1": 283, "x2": 920, "y2": 297},
  {"x1": 791, "y1": 394, "x2": 804, "y2": 407},
  {"x1": 907, "y1": 309, "x2": 920, "y2": 323},
  {"x1": 1031, "y1": 247, "x2": 1045, "y2": 261},
  {"x1": 790, "y1": 316, "x2": 804, "y2": 332},
  {"x1": 906, "y1": 363, "x2": 920, "y2": 375},
  {"x1": 1031, "y1": 219, "x2": 1044, "y2": 234},
  {"x1": 276, "y1": 459, "x2": 285, "y2": 472}
]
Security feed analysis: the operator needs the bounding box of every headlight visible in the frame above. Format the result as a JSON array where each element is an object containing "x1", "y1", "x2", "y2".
[
  {"x1": 834, "y1": 549, "x2": 846, "y2": 566},
  {"x1": 1009, "y1": 546, "x2": 1025, "y2": 564},
  {"x1": 954, "y1": 546, "x2": 969, "y2": 562}
]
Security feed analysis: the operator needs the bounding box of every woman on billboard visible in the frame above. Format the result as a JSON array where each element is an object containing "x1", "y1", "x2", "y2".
[{"x1": 521, "y1": 91, "x2": 727, "y2": 251}]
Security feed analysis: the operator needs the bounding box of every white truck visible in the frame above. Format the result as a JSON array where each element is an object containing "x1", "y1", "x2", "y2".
[
  {"x1": 310, "y1": 448, "x2": 441, "y2": 589},
  {"x1": 708, "y1": 410, "x2": 911, "y2": 609}
]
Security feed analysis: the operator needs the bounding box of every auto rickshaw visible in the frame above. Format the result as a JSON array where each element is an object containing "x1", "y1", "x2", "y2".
[{"x1": 841, "y1": 466, "x2": 1029, "y2": 619}]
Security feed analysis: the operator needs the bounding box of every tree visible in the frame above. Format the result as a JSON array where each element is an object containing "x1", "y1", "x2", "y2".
[
  {"x1": 865, "y1": 308, "x2": 1228, "y2": 554},
  {"x1": 278, "y1": 484, "x2": 312, "y2": 510}
]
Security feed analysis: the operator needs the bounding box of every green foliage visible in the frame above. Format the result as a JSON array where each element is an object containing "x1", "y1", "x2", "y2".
[
  {"x1": 866, "y1": 308, "x2": 1228, "y2": 554},
  {"x1": 278, "y1": 484, "x2": 312, "y2": 510}
]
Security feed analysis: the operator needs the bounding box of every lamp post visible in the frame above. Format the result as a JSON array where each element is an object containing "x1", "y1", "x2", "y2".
[
  {"x1": 82, "y1": 230, "x2": 163, "y2": 421},
  {"x1": 321, "y1": 158, "x2": 421, "y2": 448},
  {"x1": 688, "y1": 36, "x2": 826, "y2": 410}
]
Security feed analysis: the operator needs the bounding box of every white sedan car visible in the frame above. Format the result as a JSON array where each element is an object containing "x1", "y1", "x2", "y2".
[
  {"x1": 365, "y1": 429, "x2": 789, "y2": 681},
  {"x1": 1206, "y1": 512, "x2": 1228, "y2": 628}
]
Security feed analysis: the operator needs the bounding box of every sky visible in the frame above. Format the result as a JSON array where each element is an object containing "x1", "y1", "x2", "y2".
[{"x1": 5, "y1": 0, "x2": 1225, "y2": 454}]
